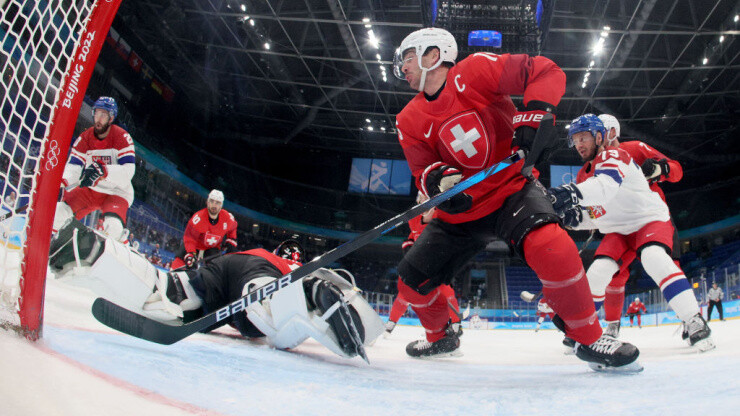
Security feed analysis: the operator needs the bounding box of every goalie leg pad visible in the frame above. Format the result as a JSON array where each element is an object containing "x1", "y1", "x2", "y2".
[
  {"x1": 49, "y1": 218, "x2": 105, "y2": 271},
  {"x1": 52, "y1": 224, "x2": 163, "y2": 315},
  {"x1": 304, "y1": 277, "x2": 365, "y2": 357}
]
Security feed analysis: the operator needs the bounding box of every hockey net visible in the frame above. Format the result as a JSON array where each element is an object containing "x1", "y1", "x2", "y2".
[{"x1": 0, "y1": 0, "x2": 121, "y2": 339}]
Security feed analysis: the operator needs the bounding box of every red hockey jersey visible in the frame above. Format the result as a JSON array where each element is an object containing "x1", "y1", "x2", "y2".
[
  {"x1": 626, "y1": 301, "x2": 647, "y2": 314},
  {"x1": 182, "y1": 208, "x2": 238, "y2": 253},
  {"x1": 64, "y1": 124, "x2": 136, "y2": 203},
  {"x1": 396, "y1": 52, "x2": 566, "y2": 223},
  {"x1": 235, "y1": 248, "x2": 301, "y2": 274}
]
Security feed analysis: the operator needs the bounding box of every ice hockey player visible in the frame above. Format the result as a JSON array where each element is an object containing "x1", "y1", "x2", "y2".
[
  {"x1": 52, "y1": 96, "x2": 134, "y2": 242},
  {"x1": 171, "y1": 189, "x2": 238, "y2": 270},
  {"x1": 584, "y1": 114, "x2": 684, "y2": 338},
  {"x1": 626, "y1": 298, "x2": 647, "y2": 328},
  {"x1": 48, "y1": 219, "x2": 384, "y2": 360},
  {"x1": 535, "y1": 298, "x2": 554, "y2": 332},
  {"x1": 386, "y1": 192, "x2": 463, "y2": 338},
  {"x1": 392, "y1": 27, "x2": 640, "y2": 370},
  {"x1": 549, "y1": 114, "x2": 714, "y2": 351}
]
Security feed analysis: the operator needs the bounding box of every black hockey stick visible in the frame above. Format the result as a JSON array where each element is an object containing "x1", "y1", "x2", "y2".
[
  {"x1": 92, "y1": 151, "x2": 524, "y2": 345},
  {"x1": 0, "y1": 203, "x2": 29, "y2": 222}
]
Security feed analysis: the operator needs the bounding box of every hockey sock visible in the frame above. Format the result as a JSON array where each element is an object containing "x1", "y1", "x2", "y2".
[
  {"x1": 389, "y1": 294, "x2": 409, "y2": 323},
  {"x1": 637, "y1": 314, "x2": 642, "y2": 326},
  {"x1": 604, "y1": 284, "x2": 626, "y2": 322},
  {"x1": 523, "y1": 224, "x2": 601, "y2": 345},
  {"x1": 439, "y1": 284, "x2": 461, "y2": 323},
  {"x1": 586, "y1": 257, "x2": 619, "y2": 312},
  {"x1": 397, "y1": 277, "x2": 449, "y2": 342},
  {"x1": 640, "y1": 245, "x2": 699, "y2": 322}
]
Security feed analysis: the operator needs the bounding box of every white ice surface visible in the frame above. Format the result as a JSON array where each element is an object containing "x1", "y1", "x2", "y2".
[{"x1": 1, "y1": 278, "x2": 739, "y2": 416}]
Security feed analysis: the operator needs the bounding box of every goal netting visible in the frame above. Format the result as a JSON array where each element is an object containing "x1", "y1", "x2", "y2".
[{"x1": 0, "y1": 0, "x2": 121, "y2": 339}]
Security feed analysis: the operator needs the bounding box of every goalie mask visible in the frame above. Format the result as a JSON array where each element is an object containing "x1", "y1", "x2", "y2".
[
  {"x1": 274, "y1": 239, "x2": 304, "y2": 263},
  {"x1": 393, "y1": 27, "x2": 457, "y2": 92}
]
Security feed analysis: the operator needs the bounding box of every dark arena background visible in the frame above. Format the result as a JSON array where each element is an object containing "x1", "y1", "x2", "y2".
[{"x1": 1, "y1": 1, "x2": 739, "y2": 415}]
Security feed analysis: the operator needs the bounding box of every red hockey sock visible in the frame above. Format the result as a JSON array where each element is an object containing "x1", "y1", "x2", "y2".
[
  {"x1": 604, "y1": 283, "x2": 626, "y2": 322},
  {"x1": 637, "y1": 315, "x2": 642, "y2": 326},
  {"x1": 439, "y1": 284, "x2": 461, "y2": 323},
  {"x1": 523, "y1": 224, "x2": 601, "y2": 345},
  {"x1": 397, "y1": 278, "x2": 449, "y2": 342}
]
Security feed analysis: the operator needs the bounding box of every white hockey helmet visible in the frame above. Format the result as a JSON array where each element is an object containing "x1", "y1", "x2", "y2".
[
  {"x1": 208, "y1": 189, "x2": 224, "y2": 203},
  {"x1": 598, "y1": 114, "x2": 620, "y2": 145},
  {"x1": 634, "y1": 297, "x2": 640, "y2": 303},
  {"x1": 393, "y1": 27, "x2": 457, "y2": 91}
]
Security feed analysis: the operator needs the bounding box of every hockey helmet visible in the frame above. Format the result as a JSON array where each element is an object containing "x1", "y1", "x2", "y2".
[
  {"x1": 274, "y1": 239, "x2": 304, "y2": 262},
  {"x1": 567, "y1": 114, "x2": 606, "y2": 147},
  {"x1": 92, "y1": 96, "x2": 118, "y2": 119},
  {"x1": 208, "y1": 189, "x2": 224, "y2": 203},
  {"x1": 393, "y1": 27, "x2": 457, "y2": 90},
  {"x1": 598, "y1": 114, "x2": 620, "y2": 143},
  {"x1": 634, "y1": 297, "x2": 640, "y2": 303}
]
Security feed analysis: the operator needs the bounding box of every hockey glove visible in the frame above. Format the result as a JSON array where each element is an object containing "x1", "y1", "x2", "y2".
[
  {"x1": 511, "y1": 101, "x2": 557, "y2": 154},
  {"x1": 79, "y1": 161, "x2": 107, "y2": 188},
  {"x1": 183, "y1": 252, "x2": 197, "y2": 269},
  {"x1": 641, "y1": 158, "x2": 670, "y2": 181},
  {"x1": 559, "y1": 206, "x2": 583, "y2": 229},
  {"x1": 421, "y1": 163, "x2": 472, "y2": 214},
  {"x1": 548, "y1": 183, "x2": 583, "y2": 214},
  {"x1": 222, "y1": 238, "x2": 238, "y2": 253}
]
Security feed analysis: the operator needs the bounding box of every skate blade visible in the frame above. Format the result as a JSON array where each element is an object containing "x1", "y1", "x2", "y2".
[
  {"x1": 691, "y1": 338, "x2": 716, "y2": 352},
  {"x1": 413, "y1": 350, "x2": 464, "y2": 360},
  {"x1": 588, "y1": 360, "x2": 644, "y2": 373}
]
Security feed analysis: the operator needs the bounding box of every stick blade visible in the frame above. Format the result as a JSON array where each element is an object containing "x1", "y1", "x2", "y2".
[{"x1": 91, "y1": 298, "x2": 185, "y2": 345}]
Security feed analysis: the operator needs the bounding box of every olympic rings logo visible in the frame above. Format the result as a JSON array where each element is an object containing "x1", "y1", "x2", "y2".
[{"x1": 45, "y1": 140, "x2": 61, "y2": 171}]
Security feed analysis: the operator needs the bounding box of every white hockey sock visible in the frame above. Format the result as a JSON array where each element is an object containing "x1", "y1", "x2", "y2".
[
  {"x1": 640, "y1": 245, "x2": 699, "y2": 322},
  {"x1": 586, "y1": 257, "x2": 619, "y2": 303}
]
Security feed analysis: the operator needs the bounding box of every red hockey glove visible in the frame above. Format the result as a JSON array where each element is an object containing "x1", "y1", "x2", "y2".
[
  {"x1": 183, "y1": 252, "x2": 197, "y2": 269},
  {"x1": 222, "y1": 238, "x2": 238, "y2": 253},
  {"x1": 511, "y1": 101, "x2": 556, "y2": 154},
  {"x1": 420, "y1": 162, "x2": 472, "y2": 214}
]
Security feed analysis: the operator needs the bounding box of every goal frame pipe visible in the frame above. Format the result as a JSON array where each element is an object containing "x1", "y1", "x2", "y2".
[{"x1": 19, "y1": 0, "x2": 123, "y2": 340}]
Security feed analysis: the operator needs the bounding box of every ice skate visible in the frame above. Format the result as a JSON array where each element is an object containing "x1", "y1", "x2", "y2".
[
  {"x1": 575, "y1": 335, "x2": 643, "y2": 372},
  {"x1": 604, "y1": 321, "x2": 620, "y2": 338},
  {"x1": 685, "y1": 313, "x2": 715, "y2": 352},
  {"x1": 562, "y1": 336, "x2": 576, "y2": 355},
  {"x1": 406, "y1": 325, "x2": 461, "y2": 359}
]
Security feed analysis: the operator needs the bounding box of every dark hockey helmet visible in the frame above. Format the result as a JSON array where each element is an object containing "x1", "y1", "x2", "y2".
[{"x1": 274, "y1": 239, "x2": 304, "y2": 262}]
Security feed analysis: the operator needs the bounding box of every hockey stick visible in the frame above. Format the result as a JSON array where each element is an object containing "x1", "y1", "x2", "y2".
[
  {"x1": 447, "y1": 301, "x2": 471, "y2": 321},
  {"x1": 91, "y1": 151, "x2": 525, "y2": 345},
  {"x1": 0, "y1": 203, "x2": 29, "y2": 222},
  {"x1": 578, "y1": 230, "x2": 597, "y2": 255},
  {"x1": 520, "y1": 290, "x2": 542, "y2": 303}
]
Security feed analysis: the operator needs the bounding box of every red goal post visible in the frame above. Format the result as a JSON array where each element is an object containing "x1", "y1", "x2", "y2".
[{"x1": 0, "y1": 0, "x2": 122, "y2": 340}]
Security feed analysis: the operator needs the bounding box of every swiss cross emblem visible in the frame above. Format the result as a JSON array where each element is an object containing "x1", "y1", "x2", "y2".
[
  {"x1": 438, "y1": 111, "x2": 489, "y2": 169},
  {"x1": 205, "y1": 233, "x2": 220, "y2": 247}
]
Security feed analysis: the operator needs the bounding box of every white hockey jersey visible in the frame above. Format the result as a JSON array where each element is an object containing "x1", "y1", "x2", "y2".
[
  {"x1": 63, "y1": 124, "x2": 135, "y2": 204},
  {"x1": 572, "y1": 146, "x2": 669, "y2": 234}
]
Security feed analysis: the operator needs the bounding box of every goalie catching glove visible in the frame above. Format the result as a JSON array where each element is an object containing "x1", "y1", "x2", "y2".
[
  {"x1": 420, "y1": 162, "x2": 472, "y2": 214},
  {"x1": 79, "y1": 161, "x2": 107, "y2": 188}
]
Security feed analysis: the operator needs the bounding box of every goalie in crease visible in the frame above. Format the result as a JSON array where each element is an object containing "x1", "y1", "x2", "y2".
[{"x1": 48, "y1": 219, "x2": 384, "y2": 360}]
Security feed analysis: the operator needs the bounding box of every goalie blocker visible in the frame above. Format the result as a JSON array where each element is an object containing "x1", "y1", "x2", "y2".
[{"x1": 49, "y1": 219, "x2": 384, "y2": 359}]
